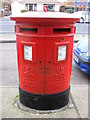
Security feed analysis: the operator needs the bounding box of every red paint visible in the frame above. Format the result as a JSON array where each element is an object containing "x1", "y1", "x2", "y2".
[
  {"x1": 43, "y1": 5, "x2": 48, "y2": 12},
  {"x1": 11, "y1": 12, "x2": 80, "y2": 95}
]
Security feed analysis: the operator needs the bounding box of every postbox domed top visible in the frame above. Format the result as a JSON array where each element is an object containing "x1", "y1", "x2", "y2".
[{"x1": 10, "y1": 11, "x2": 80, "y2": 24}]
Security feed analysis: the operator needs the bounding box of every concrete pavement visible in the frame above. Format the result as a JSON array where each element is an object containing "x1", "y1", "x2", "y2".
[
  {"x1": 1, "y1": 87, "x2": 78, "y2": 118},
  {"x1": 0, "y1": 34, "x2": 16, "y2": 43},
  {"x1": 71, "y1": 85, "x2": 88, "y2": 118},
  {"x1": 0, "y1": 85, "x2": 88, "y2": 118},
  {"x1": 74, "y1": 34, "x2": 88, "y2": 42}
]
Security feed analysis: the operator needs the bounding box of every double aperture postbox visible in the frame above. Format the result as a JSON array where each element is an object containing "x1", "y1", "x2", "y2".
[{"x1": 11, "y1": 12, "x2": 80, "y2": 110}]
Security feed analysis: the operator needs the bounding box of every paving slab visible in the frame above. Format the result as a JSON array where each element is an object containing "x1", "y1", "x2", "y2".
[
  {"x1": 74, "y1": 34, "x2": 88, "y2": 42},
  {"x1": 71, "y1": 85, "x2": 88, "y2": 118},
  {"x1": 0, "y1": 34, "x2": 16, "y2": 42},
  {"x1": 71, "y1": 61, "x2": 89, "y2": 85},
  {"x1": 0, "y1": 85, "x2": 2, "y2": 120},
  {"x1": 1, "y1": 87, "x2": 79, "y2": 118}
]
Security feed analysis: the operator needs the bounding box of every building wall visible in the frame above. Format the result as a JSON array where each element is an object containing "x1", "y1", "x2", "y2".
[
  {"x1": 11, "y1": 1, "x2": 60, "y2": 14},
  {"x1": 55, "y1": 4, "x2": 60, "y2": 11},
  {"x1": 11, "y1": 1, "x2": 25, "y2": 15},
  {"x1": 75, "y1": 2, "x2": 86, "y2": 11},
  {"x1": 61, "y1": 0, "x2": 88, "y2": 12},
  {"x1": 0, "y1": 1, "x2": 3, "y2": 17},
  {"x1": 37, "y1": 3, "x2": 43, "y2": 11},
  {"x1": 27, "y1": 3, "x2": 60, "y2": 12},
  {"x1": 0, "y1": 1, "x2": 3, "y2": 11}
]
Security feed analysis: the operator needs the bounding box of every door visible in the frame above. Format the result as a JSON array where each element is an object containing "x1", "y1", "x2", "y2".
[
  {"x1": 17, "y1": 27, "x2": 46, "y2": 95},
  {"x1": 45, "y1": 36, "x2": 73, "y2": 94}
]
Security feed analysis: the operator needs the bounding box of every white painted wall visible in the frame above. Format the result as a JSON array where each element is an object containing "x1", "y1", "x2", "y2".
[
  {"x1": 11, "y1": 1, "x2": 60, "y2": 14},
  {"x1": 37, "y1": 3, "x2": 43, "y2": 11},
  {"x1": 21, "y1": 3, "x2": 25, "y2": 10},
  {"x1": 0, "y1": 1, "x2": 3, "y2": 10},
  {"x1": 55, "y1": 4, "x2": 60, "y2": 12},
  {"x1": 11, "y1": 1, "x2": 25, "y2": 15}
]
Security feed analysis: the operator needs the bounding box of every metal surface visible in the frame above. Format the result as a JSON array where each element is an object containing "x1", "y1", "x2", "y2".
[
  {"x1": 14, "y1": 24, "x2": 77, "y2": 95},
  {"x1": 10, "y1": 12, "x2": 80, "y2": 96}
]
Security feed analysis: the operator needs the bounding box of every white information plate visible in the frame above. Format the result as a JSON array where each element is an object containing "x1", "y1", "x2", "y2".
[
  {"x1": 58, "y1": 46, "x2": 66, "y2": 61},
  {"x1": 24, "y1": 46, "x2": 32, "y2": 61}
]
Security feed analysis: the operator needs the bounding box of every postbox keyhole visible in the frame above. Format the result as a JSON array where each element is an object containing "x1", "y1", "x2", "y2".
[
  {"x1": 61, "y1": 37, "x2": 64, "y2": 40},
  {"x1": 40, "y1": 61, "x2": 42, "y2": 64},
  {"x1": 49, "y1": 61, "x2": 51, "y2": 64}
]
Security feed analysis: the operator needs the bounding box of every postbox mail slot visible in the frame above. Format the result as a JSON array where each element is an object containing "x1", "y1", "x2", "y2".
[
  {"x1": 20, "y1": 28, "x2": 38, "y2": 33},
  {"x1": 53, "y1": 28, "x2": 71, "y2": 34}
]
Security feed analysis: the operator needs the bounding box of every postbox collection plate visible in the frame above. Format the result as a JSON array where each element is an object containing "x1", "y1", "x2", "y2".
[
  {"x1": 58, "y1": 46, "x2": 66, "y2": 61},
  {"x1": 24, "y1": 46, "x2": 32, "y2": 61}
]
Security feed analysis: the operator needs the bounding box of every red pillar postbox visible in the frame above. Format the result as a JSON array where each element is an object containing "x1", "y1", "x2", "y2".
[{"x1": 11, "y1": 12, "x2": 80, "y2": 110}]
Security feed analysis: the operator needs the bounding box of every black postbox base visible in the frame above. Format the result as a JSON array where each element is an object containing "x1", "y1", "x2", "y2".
[{"x1": 19, "y1": 87, "x2": 70, "y2": 110}]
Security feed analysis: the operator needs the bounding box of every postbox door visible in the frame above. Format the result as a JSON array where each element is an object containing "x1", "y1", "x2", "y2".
[
  {"x1": 17, "y1": 35, "x2": 45, "y2": 95},
  {"x1": 45, "y1": 36, "x2": 73, "y2": 94}
]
